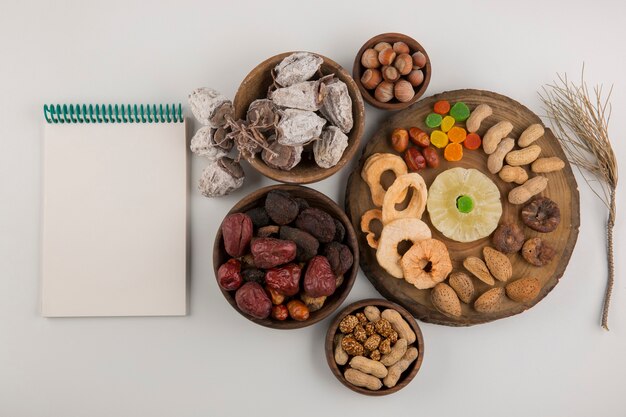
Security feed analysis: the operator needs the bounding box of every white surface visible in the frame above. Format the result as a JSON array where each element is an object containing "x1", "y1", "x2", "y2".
[
  {"x1": 41, "y1": 122, "x2": 187, "y2": 316},
  {"x1": 1, "y1": 0, "x2": 625, "y2": 415}
]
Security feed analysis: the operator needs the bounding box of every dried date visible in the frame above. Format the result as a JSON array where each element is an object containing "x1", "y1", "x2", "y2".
[
  {"x1": 271, "y1": 304, "x2": 289, "y2": 321},
  {"x1": 303, "y1": 255, "x2": 336, "y2": 297},
  {"x1": 265, "y1": 263, "x2": 302, "y2": 296},
  {"x1": 295, "y1": 208, "x2": 336, "y2": 243},
  {"x1": 217, "y1": 258, "x2": 243, "y2": 291},
  {"x1": 279, "y1": 226, "x2": 319, "y2": 262},
  {"x1": 235, "y1": 282, "x2": 272, "y2": 319},
  {"x1": 250, "y1": 237, "x2": 297, "y2": 269},
  {"x1": 221, "y1": 213, "x2": 253, "y2": 257},
  {"x1": 287, "y1": 300, "x2": 310, "y2": 321},
  {"x1": 265, "y1": 190, "x2": 299, "y2": 225},
  {"x1": 323, "y1": 242, "x2": 353, "y2": 276}
]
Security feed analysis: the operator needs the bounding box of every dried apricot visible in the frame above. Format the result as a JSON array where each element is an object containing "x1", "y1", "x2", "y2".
[
  {"x1": 444, "y1": 143, "x2": 463, "y2": 161},
  {"x1": 447, "y1": 126, "x2": 467, "y2": 143},
  {"x1": 464, "y1": 132, "x2": 482, "y2": 150},
  {"x1": 433, "y1": 100, "x2": 451, "y2": 115}
]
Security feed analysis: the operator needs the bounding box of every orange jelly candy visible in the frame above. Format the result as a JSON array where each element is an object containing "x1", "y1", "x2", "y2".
[
  {"x1": 464, "y1": 132, "x2": 482, "y2": 150},
  {"x1": 444, "y1": 143, "x2": 463, "y2": 161},
  {"x1": 433, "y1": 100, "x2": 451, "y2": 115},
  {"x1": 447, "y1": 126, "x2": 467, "y2": 143}
]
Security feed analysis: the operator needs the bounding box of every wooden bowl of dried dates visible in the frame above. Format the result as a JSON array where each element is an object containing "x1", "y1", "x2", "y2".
[
  {"x1": 213, "y1": 185, "x2": 359, "y2": 329},
  {"x1": 353, "y1": 33, "x2": 431, "y2": 110},
  {"x1": 325, "y1": 299, "x2": 424, "y2": 395},
  {"x1": 232, "y1": 51, "x2": 365, "y2": 184}
]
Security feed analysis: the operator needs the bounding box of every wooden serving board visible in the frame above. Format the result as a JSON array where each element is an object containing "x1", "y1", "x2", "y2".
[{"x1": 345, "y1": 89, "x2": 580, "y2": 326}]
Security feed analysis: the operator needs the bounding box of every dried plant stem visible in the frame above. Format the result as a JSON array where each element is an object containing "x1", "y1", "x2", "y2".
[{"x1": 539, "y1": 67, "x2": 618, "y2": 330}]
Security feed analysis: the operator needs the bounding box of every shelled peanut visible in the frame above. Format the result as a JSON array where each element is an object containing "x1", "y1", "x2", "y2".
[
  {"x1": 335, "y1": 306, "x2": 419, "y2": 390},
  {"x1": 360, "y1": 41, "x2": 427, "y2": 103}
]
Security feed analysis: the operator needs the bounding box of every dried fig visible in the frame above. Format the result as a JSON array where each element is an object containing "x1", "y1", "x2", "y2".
[
  {"x1": 492, "y1": 223, "x2": 525, "y2": 254},
  {"x1": 521, "y1": 197, "x2": 561, "y2": 233},
  {"x1": 522, "y1": 237, "x2": 556, "y2": 266}
]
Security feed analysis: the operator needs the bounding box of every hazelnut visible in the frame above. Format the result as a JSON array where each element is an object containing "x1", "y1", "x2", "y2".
[
  {"x1": 373, "y1": 41, "x2": 392, "y2": 52},
  {"x1": 407, "y1": 69, "x2": 424, "y2": 87},
  {"x1": 374, "y1": 81, "x2": 394, "y2": 103},
  {"x1": 393, "y1": 41, "x2": 410, "y2": 55},
  {"x1": 361, "y1": 68, "x2": 382, "y2": 90},
  {"x1": 412, "y1": 51, "x2": 427, "y2": 68},
  {"x1": 361, "y1": 48, "x2": 380, "y2": 69},
  {"x1": 378, "y1": 47, "x2": 396, "y2": 66},
  {"x1": 381, "y1": 65, "x2": 400, "y2": 83},
  {"x1": 393, "y1": 53, "x2": 413, "y2": 75},
  {"x1": 394, "y1": 80, "x2": 415, "y2": 103}
]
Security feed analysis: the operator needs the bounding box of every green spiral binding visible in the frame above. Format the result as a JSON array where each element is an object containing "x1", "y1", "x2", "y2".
[{"x1": 43, "y1": 103, "x2": 183, "y2": 124}]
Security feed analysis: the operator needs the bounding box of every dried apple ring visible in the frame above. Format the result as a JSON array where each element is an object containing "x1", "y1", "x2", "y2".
[
  {"x1": 382, "y1": 173, "x2": 428, "y2": 225},
  {"x1": 376, "y1": 218, "x2": 432, "y2": 278},
  {"x1": 361, "y1": 153, "x2": 408, "y2": 207},
  {"x1": 360, "y1": 209, "x2": 383, "y2": 249},
  {"x1": 400, "y1": 238, "x2": 452, "y2": 289}
]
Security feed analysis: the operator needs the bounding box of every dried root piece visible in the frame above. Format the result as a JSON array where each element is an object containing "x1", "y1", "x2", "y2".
[
  {"x1": 376, "y1": 218, "x2": 431, "y2": 278},
  {"x1": 381, "y1": 173, "x2": 428, "y2": 225},
  {"x1": 401, "y1": 238, "x2": 452, "y2": 289},
  {"x1": 361, "y1": 153, "x2": 408, "y2": 207},
  {"x1": 198, "y1": 157, "x2": 244, "y2": 197},
  {"x1": 274, "y1": 52, "x2": 323, "y2": 87},
  {"x1": 188, "y1": 87, "x2": 234, "y2": 128},
  {"x1": 262, "y1": 140, "x2": 302, "y2": 171},
  {"x1": 276, "y1": 109, "x2": 326, "y2": 146},
  {"x1": 270, "y1": 78, "x2": 327, "y2": 111},
  {"x1": 320, "y1": 78, "x2": 354, "y2": 133},
  {"x1": 360, "y1": 209, "x2": 383, "y2": 249},
  {"x1": 313, "y1": 127, "x2": 349, "y2": 169}
]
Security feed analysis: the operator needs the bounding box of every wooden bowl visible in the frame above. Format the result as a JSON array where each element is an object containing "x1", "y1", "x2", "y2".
[
  {"x1": 213, "y1": 184, "x2": 359, "y2": 329},
  {"x1": 233, "y1": 51, "x2": 365, "y2": 184},
  {"x1": 325, "y1": 299, "x2": 424, "y2": 396},
  {"x1": 353, "y1": 33, "x2": 432, "y2": 110}
]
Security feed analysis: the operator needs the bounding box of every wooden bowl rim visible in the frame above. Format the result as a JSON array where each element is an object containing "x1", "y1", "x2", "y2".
[
  {"x1": 233, "y1": 51, "x2": 365, "y2": 184},
  {"x1": 213, "y1": 184, "x2": 360, "y2": 330},
  {"x1": 352, "y1": 32, "x2": 432, "y2": 111},
  {"x1": 324, "y1": 298, "x2": 425, "y2": 396}
]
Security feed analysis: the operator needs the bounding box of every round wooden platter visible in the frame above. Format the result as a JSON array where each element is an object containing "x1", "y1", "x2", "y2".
[{"x1": 345, "y1": 89, "x2": 580, "y2": 326}]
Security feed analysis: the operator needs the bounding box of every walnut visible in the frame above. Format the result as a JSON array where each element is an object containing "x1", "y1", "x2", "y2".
[
  {"x1": 341, "y1": 335, "x2": 364, "y2": 357},
  {"x1": 379, "y1": 338, "x2": 392, "y2": 355},
  {"x1": 355, "y1": 312, "x2": 368, "y2": 325},
  {"x1": 353, "y1": 325, "x2": 367, "y2": 343},
  {"x1": 364, "y1": 334, "x2": 382, "y2": 352},
  {"x1": 374, "y1": 318, "x2": 394, "y2": 337},
  {"x1": 338, "y1": 315, "x2": 359, "y2": 334},
  {"x1": 369, "y1": 349, "x2": 381, "y2": 361},
  {"x1": 364, "y1": 322, "x2": 376, "y2": 336}
]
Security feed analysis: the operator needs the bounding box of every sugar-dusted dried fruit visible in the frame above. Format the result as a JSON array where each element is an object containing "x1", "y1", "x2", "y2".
[
  {"x1": 303, "y1": 255, "x2": 336, "y2": 297},
  {"x1": 339, "y1": 314, "x2": 359, "y2": 334},
  {"x1": 522, "y1": 237, "x2": 556, "y2": 266},
  {"x1": 276, "y1": 109, "x2": 326, "y2": 146},
  {"x1": 245, "y1": 207, "x2": 271, "y2": 229},
  {"x1": 246, "y1": 99, "x2": 278, "y2": 131},
  {"x1": 188, "y1": 87, "x2": 234, "y2": 128},
  {"x1": 270, "y1": 78, "x2": 328, "y2": 111},
  {"x1": 198, "y1": 157, "x2": 245, "y2": 197},
  {"x1": 323, "y1": 242, "x2": 353, "y2": 276},
  {"x1": 271, "y1": 304, "x2": 289, "y2": 321},
  {"x1": 320, "y1": 78, "x2": 354, "y2": 133},
  {"x1": 262, "y1": 141, "x2": 302, "y2": 171},
  {"x1": 492, "y1": 223, "x2": 525, "y2": 254},
  {"x1": 295, "y1": 208, "x2": 336, "y2": 243},
  {"x1": 241, "y1": 267, "x2": 265, "y2": 284},
  {"x1": 341, "y1": 335, "x2": 364, "y2": 356},
  {"x1": 190, "y1": 126, "x2": 230, "y2": 161},
  {"x1": 235, "y1": 282, "x2": 272, "y2": 319},
  {"x1": 401, "y1": 238, "x2": 452, "y2": 290},
  {"x1": 274, "y1": 52, "x2": 323, "y2": 87},
  {"x1": 221, "y1": 213, "x2": 253, "y2": 258},
  {"x1": 313, "y1": 126, "x2": 349, "y2": 169},
  {"x1": 506, "y1": 277, "x2": 541, "y2": 303},
  {"x1": 250, "y1": 237, "x2": 297, "y2": 269},
  {"x1": 521, "y1": 197, "x2": 561, "y2": 233},
  {"x1": 300, "y1": 292, "x2": 326, "y2": 312},
  {"x1": 286, "y1": 299, "x2": 310, "y2": 321},
  {"x1": 265, "y1": 263, "x2": 302, "y2": 296},
  {"x1": 265, "y1": 190, "x2": 299, "y2": 225},
  {"x1": 333, "y1": 219, "x2": 345, "y2": 243},
  {"x1": 279, "y1": 226, "x2": 319, "y2": 262},
  {"x1": 217, "y1": 258, "x2": 243, "y2": 291}
]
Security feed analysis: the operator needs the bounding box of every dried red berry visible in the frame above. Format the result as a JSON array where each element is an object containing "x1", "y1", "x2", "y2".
[
  {"x1": 221, "y1": 213, "x2": 253, "y2": 257},
  {"x1": 271, "y1": 304, "x2": 289, "y2": 321},
  {"x1": 217, "y1": 258, "x2": 243, "y2": 291},
  {"x1": 323, "y1": 242, "x2": 353, "y2": 276},
  {"x1": 265, "y1": 263, "x2": 302, "y2": 296},
  {"x1": 250, "y1": 237, "x2": 297, "y2": 269},
  {"x1": 235, "y1": 282, "x2": 272, "y2": 319},
  {"x1": 265, "y1": 190, "x2": 299, "y2": 225},
  {"x1": 295, "y1": 208, "x2": 336, "y2": 243},
  {"x1": 304, "y1": 256, "x2": 337, "y2": 297}
]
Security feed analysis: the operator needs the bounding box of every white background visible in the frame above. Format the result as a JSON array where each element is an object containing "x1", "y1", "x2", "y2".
[{"x1": 1, "y1": 1, "x2": 625, "y2": 416}]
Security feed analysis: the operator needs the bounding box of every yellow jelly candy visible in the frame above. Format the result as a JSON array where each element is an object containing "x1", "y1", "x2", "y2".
[
  {"x1": 430, "y1": 130, "x2": 449, "y2": 148},
  {"x1": 441, "y1": 116, "x2": 455, "y2": 132}
]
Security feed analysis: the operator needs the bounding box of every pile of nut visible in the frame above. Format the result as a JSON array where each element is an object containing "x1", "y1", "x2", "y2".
[
  {"x1": 334, "y1": 306, "x2": 418, "y2": 390},
  {"x1": 217, "y1": 190, "x2": 354, "y2": 322},
  {"x1": 359, "y1": 41, "x2": 427, "y2": 103},
  {"x1": 188, "y1": 52, "x2": 355, "y2": 198}
]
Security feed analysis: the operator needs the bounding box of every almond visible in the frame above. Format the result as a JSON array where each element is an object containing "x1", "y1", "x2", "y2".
[
  {"x1": 463, "y1": 256, "x2": 495, "y2": 286},
  {"x1": 483, "y1": 247, "x2": 513, "y2": 282},
  {"x1": 506, "y1": 277, "x2": 541, "y2": 303},
  {"x1": 474, "y1": 287, "x2": 505, "y2": 313},
  {"x1": 431, "y1": 283, "x2": 462, "y2": 317},
  {"x1": 448, "y1": 272, "x2": 474, "y2": 303}
]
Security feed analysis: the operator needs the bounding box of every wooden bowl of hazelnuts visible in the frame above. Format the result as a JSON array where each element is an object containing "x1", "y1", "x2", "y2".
[{"x1": 353, "y1": 33, "x2": 431, "y2": 110}]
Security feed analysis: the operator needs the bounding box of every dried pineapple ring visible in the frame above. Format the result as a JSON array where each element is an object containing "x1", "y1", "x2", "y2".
[
  {"x1": 400, "y1": 238, "x2": 452, "y2": 289},
  {"x1": 382, "y1": 173, "x2": 428, "y2": 225},
  {"x1": 360, "y1": 209, "x2": 383, "y2": 249},
  {"x1": 361, "y1": 153, "x2": 408, "y2": 207},
  {"x1": 376, "y1": 218, "x2": 432, "y2": 278}
]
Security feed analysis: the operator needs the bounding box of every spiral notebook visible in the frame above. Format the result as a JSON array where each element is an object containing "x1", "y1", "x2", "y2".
[{"x1": 41, "y1": 104, "x2": 188, "y2": 317}]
